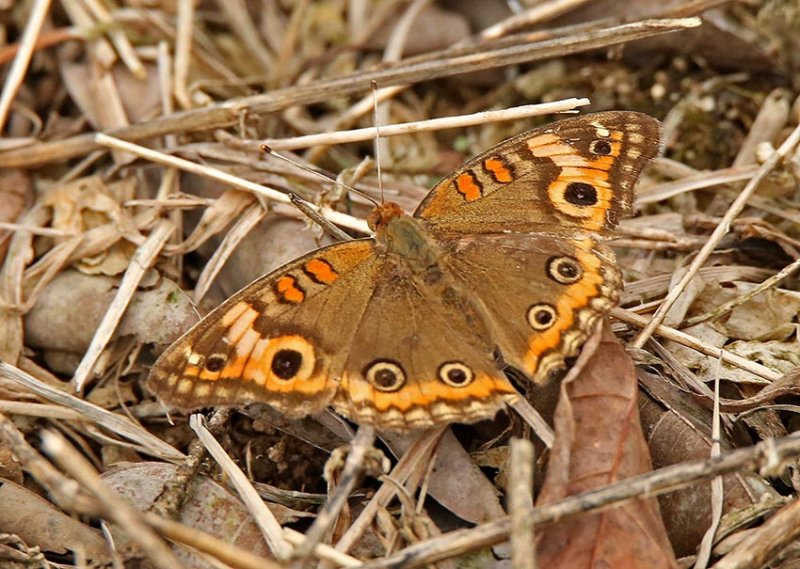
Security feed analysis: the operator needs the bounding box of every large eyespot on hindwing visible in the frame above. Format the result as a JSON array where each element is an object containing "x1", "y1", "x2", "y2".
[
  {"x1": 546, "y1": 256, "x2": 583, "y2": 285},
  {"x1": 438, "y1": 362, "x2": 475, "y2": 387},
  {"x1": 264, "y1": 335, "x2": 316, "y2": 382},
  {"x1": 527, "y1": 303, "x2": 557, "y2": 331},
  {"x1": 364, "y1": 360, "x2": 406, "y2": 392}
]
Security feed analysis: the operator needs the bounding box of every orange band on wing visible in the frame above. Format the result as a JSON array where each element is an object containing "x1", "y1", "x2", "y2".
[
  {"x1": 483, "y1": 157, "x2": 513, "y2": 183},
  {"x1": 454, "y1": 172, "x2": 483, "y2": 202},
  {"x1": 523, "y1": 239, "x2": 604, "y2": 373},
  {"x1": 275, "y1": 275, "x2": 305, "y2": 303},
  {"x1": 304, "y1": 258, "x2": 338, "y2": 285}
]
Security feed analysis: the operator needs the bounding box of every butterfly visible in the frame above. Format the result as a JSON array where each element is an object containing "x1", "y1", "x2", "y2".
[{"x1": 148, "y1": 111, "x2": 662, "y2": 430}]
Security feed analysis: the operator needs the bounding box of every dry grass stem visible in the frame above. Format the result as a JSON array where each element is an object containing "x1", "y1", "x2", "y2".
[
  {"x1": 611, "y1": 308, "x2": 780, "y2": 382},
  {"x1": 683, "y1": 256, "x2": 800, "y2": 327},
  {"x1": 95, "y1": 133, "x2": 371, "y2": 233},
  {"x1": 0, "y1": 361, "x2": 184, "y2": 461},
  {"x1": 296, "y1": 426, "x2": 377, "y2": 559},
  {"x1": 0, "y1": 17, "x2": 700, "y2": 169},
  {"x1": 262, "y1": 100, "x2": 590, "y2": 150},
  {"x1": 40, "y1": 429, "x2": 184, "y2": 569},
  {"x1": 0, "y1": 0, "x2": 53, "y2": 130},
  {"x1": 189, "y1": 414, "x2": 293, "y2": 560},
  {"x1": 509, "y1": 438, "x2": 537, "y2": 569},
  {"x1": 509, "y1": 398, "x2": 555, "y2": 447},
  {"x1": 72, "y1": 220, "x2": 174, "y2": 391},
  {"x1": 361, "y1": 433, "x2": 800, "y2": 569},
  {"x1": 633, "y1": 119, "x2": 800, "y2": 348}
]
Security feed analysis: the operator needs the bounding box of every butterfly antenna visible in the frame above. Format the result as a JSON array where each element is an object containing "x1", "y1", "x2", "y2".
[
  {"x1": 260, "y1": 145, "x2": 379, "y2": 207},
  {"x1": 371, "y1": 80, "x2": 384, "y2": 204}
]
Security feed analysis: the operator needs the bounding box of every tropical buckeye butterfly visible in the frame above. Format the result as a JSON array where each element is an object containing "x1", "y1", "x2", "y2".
[{"x1": 148, "y1": 112, "x2": 661, "y2": 430}]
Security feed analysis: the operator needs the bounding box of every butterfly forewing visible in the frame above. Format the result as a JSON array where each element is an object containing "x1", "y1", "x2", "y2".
[
  {"x1": 148, "y1": 239, "x2": 378, "y2": 417},
  {"x1": 415, "y1": 111, "x2": 661, "y2": 237}
]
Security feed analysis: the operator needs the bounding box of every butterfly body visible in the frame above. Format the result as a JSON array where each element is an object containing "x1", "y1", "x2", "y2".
[{"x1": 149, "y1": 112, "x2": 662, "y2": 430}]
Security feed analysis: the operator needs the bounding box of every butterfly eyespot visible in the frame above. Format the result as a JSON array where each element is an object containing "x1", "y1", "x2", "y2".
[
  {"x1": 589, "y1": 140, "x2": 612, "y2": 155},
  {"x1": 438, "y1": 362, "x2": 474, "y2": 387},
  {"x1": 528, "y1": 304, "x2": 557, "y2": 331},
  {"x1": 205, "y1": 355, "x2": 226, "y2": 372},
  {"x1": 564, "y1": 182, "x2": 598, "y2": 207},
  {"x1": 271, "y1": 349, "x2": 304, "y2": 380},
  {"x1": 365, "y1": 360, "x2": 406, "y2": 392},
  {"x1": 546, "y1": 256, "x2": 583, "y2": 284}
]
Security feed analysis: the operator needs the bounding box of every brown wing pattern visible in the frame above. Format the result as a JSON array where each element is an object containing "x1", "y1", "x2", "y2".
[{"x1": 415, "y1": 111, "x2": 661, "y2": 237}]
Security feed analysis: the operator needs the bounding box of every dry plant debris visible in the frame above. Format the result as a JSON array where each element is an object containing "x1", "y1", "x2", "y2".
[{"x1": 1, "y1": 1, "x2": 800, "y2": 568}]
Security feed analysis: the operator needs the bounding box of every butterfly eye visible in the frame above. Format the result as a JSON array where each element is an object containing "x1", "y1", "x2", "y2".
[
  {"x1": 438, "y1": 362, "x2": 474, "y2": 387},
  {"x1": 589, "y1": 139, "x2": 613, "y2": 155},
  {"x1": 365, "y1": 360, "x2": 406, "y2": 392},
  {"x1": 546, "y1": 256, "x2": 582, "y2": 284},
  {"x1": 528, "y1": 304, "x2": 557, "y2": 331}
]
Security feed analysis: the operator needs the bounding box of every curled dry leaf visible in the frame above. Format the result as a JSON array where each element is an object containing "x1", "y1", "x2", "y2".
[
  {"x1": 638, "y1": 370, "x2": 776, "y2": 557},
  {"x1": 44, "y1": 176, "x2": 140, "y2": 276},
  {"x1": 24, "y1": 270, "x2": 196, "y2": 357},
  {"x1": 0, "y1": 478, "x2": 109, "y2": 563},
  {"x1": 693, "y1": 282, "x2": 800, "y2": 341},
  {"x1": 101, "y1": 462, "x2": 290, "y2": 567},
  {"x1": 383, "y1": 428, "x2": 506, "y2": 524},
  {"x1": 536, "y1": 321, "x2": 677, "y2": 568}
]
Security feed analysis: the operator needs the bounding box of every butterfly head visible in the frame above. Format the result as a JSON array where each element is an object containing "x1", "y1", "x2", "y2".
[{"x1": 367, "y1": 201, "x2": 405, "y2": 233}]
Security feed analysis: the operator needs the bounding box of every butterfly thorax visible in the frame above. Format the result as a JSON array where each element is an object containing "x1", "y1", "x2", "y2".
[{"x1": 369, "y1": 202, "x2": 443, "y2": 277}]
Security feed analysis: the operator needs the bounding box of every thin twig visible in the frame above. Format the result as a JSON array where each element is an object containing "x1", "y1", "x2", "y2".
[
  {"x1": 72, "y1": 220, "x2": 174, "y2": 391},
  {"x1": 189, "y1": 414, "x2": 293, "y2": 560},
  {"x1": 0, "y1": 0, "x2": 53, "y2": 131},
  {"x1": 0, "y1": 360, "x2": 184, "y2": 461},
  {"x1": 633, "y1": 119, "x2": 800, "y2": 348},
  {"x1": 611, "y1": 307, "x2": 780, "y2": 382},
  {"x1": 360, "y1": 433, "x2": 800, "y2": 569},
  {"x1": 509, "y1": 438, "x2": 537, "y2": 569},
  {"x1": 0, "y1": 18, "x2": 701, "y2": 168},
  {"x1": 683, "y1": 256, "x2": 800, "y2": 328},
  {"x1": 295, "y1": 426, "x2": 377, "y2": 558},
  {"x1": 94, "y1": 133, "x2": 371, "y2": 234},
  {"x1": 40, "y1": 430, "x2": 185, "y2": 569},
  {"x1": 262, "y1": 99, "x2": 589, "y2": 150}
]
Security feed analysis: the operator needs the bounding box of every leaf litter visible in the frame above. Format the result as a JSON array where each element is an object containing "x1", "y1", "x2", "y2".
[{"x1": 0, "y1": 1, "x2": 800, "y2": 568}]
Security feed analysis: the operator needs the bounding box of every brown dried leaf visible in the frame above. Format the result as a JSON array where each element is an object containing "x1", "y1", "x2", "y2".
[
  {"x1": 383, "y1": 428, "x2": 506, "y2": 524},
  {"x1": 536, "y1": 322, "x2": 676, "y2": 568},
  {"x1": 0, "y1": 478, "x2": 109, "y2": 562},
  {"x1": 44, "y1": 176, "x2": 140, "y2": 276},
  {"x1": 102, "y1": 462, "x2": 293, "y2": 566},
  {"x1": 638, "y1": 370, "x2": 774, "y2": 556}
]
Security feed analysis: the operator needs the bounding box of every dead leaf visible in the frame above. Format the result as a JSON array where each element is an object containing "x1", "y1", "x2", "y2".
[
  {"x1": 536, "y1": 321, "x2": 677, "y2": 568},
  {"x1": 383, "y1": 428, "x2": 506, "y2": 524},
  {"x1": 102, "y1": 462, "x2": 289, "y2": 566},
  {"x1": 638, "y1": 370, "x2": 775, "y2": 556},
  {"x1": 43, "y1": 176, "x2": 140, "y2": 276},
  {"x1": 0, "y1": 478, "x2": 110, "y2": 562}
]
